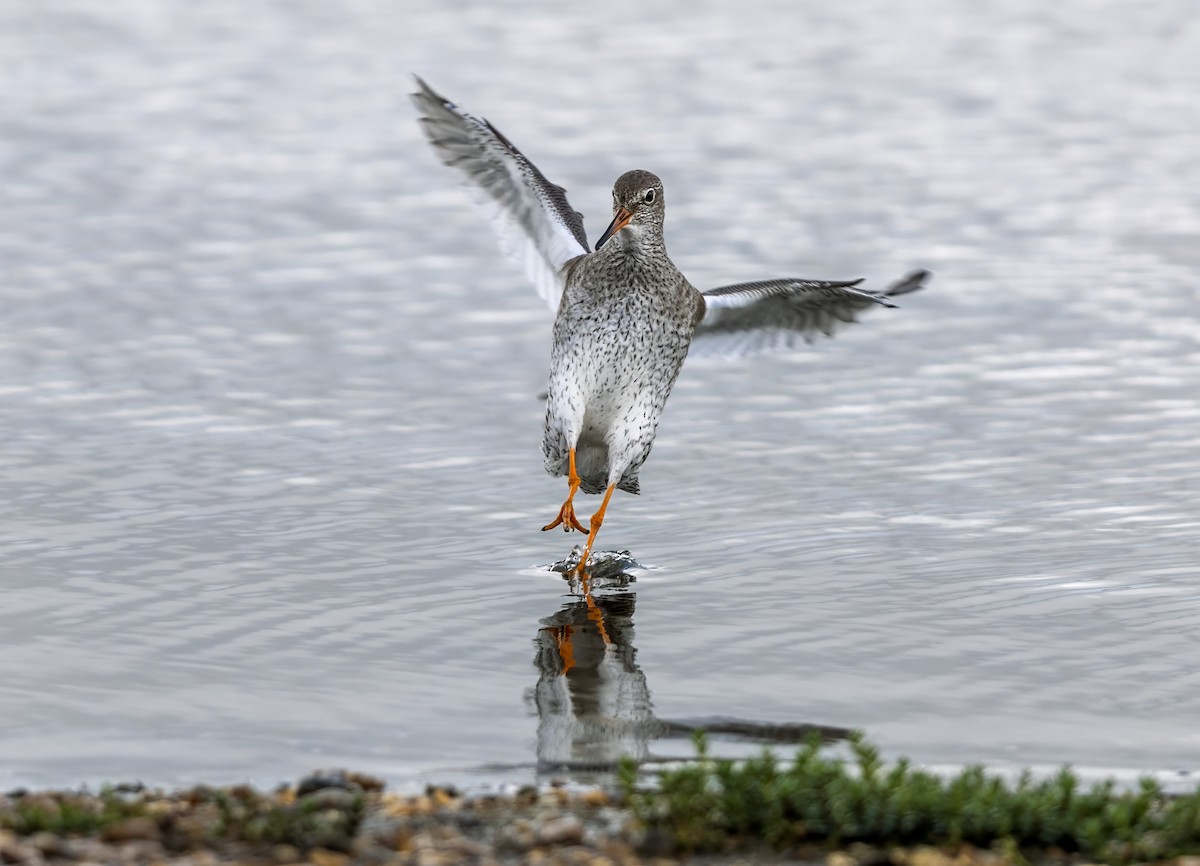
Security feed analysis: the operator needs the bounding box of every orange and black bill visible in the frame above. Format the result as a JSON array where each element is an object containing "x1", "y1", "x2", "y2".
[{"x1": 594, "y1": 207, "x2": 633, "y2": 250}]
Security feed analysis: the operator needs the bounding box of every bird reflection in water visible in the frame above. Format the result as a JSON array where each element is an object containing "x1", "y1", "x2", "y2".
[
  {"x1": 545, "y1": 547, "x2": 636, "y2": 652},
  {"x1": 530, "y1": 552, "x2": 852, "y2": 780}
]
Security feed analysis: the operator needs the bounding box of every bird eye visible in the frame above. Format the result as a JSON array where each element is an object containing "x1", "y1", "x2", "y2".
[{"x1": 643, "y1": 189, "x2": 656, "y2": 203}]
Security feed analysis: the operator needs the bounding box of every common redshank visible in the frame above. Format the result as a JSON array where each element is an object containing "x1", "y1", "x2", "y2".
[{"x1": 411, "y1": 77, "x2": 928, "y2": 574}]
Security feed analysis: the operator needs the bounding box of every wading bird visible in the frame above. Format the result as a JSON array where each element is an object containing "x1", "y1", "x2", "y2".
[{"x1": 412, "y1": 78, "x2": 928, "y2": 574}]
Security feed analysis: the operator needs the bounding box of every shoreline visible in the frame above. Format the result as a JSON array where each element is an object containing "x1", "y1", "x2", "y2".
[{"x1": 5, "y1": 763, "x2": 1200, "y2": 866}]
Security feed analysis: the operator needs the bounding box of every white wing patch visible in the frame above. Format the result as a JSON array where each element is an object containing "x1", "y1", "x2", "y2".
[{"x1": 411, "y1": 77, "x2": 590, "y2": 312}]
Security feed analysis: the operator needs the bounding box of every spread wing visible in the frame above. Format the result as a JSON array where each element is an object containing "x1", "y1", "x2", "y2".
[
  {"x1": 411, "y1": 76, "x2": 590, "y2": 312},
  {"x1": 689, "y1": 269, "x2": 929, "y2": 360}
]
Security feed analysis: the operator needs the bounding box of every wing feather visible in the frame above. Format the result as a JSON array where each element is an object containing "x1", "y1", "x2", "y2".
[
  {"x1": 690, "y1": 269, "x2": 929, "y2": 360},
  {"x1": 411, "y1": 76, "x2": 590, "y2": 311}
]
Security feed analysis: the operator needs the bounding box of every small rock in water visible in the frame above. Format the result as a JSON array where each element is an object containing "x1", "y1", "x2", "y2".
[
  {"x1": 296, "y1": 769, "x2": 381, "y2": 796},
  {"x1": 550, "y1": 547, "x2": 641, "y2": 585}
]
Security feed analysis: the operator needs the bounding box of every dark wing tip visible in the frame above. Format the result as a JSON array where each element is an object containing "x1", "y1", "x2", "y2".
[
  {"x1": 410, "y1": 73, "x2": 434, "y2": 101},
  {"x1": 884, "y1": 269, "x2": 930, "y2": 298},
  {"x1": 410, "y1": 75, "x2": 459, "y2": 114}
]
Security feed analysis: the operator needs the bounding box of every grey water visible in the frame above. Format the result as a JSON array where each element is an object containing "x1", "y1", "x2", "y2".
[{"x1": 2, "y1": 0, "x2": 1199, "y2": 791}]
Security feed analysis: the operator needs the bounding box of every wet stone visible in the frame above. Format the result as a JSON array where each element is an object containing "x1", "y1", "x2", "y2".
[
  {"x1": 902, "y1": 847, "x2": 957, "y2": 866},
  {"x1": 24, "y1": 836, "x2": 65, "y2": 858},
  {"x1": 296, "y1": 772, "x2": 358, "y2": 797},
  {"x1": 0, "y1": 838, "x2": 27, "y2": 865},
  {"x1": 847, "y1": 842, "x2": 891, "y2": 866},
  {"x1": 451, "y1": 811, "x2": 484, "y2": 830},
  {"x1": 496, "y1": 820, "x2": 536, "y2": 853},
  {"x1": 271, "y1": 844, "x2": 302, "y2": 863},
  {"x1": 100, "y1": 817, "x2": 161, "y2": 844},
  {"x1": 535, "y1": 816, "x2": 585, "y2": 847},
  {"x1": 64, "y1": 839, "x2": 115, "y2": 861},
  {"x1": 308, "y1": 848, "x2": 349, "y2": 866},
  {"x1": 577, "y1": 790, "x2": 608, "y2": 809},
  {"x1": 116, "y1": 839, "x2": 166, "y2": 863}
]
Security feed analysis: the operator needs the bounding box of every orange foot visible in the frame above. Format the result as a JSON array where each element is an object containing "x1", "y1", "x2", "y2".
[
  {"x1": 542, "y1": 500, "x2": 587, "y2": 533},
  {"x1": 542, "y1": 446, "x2": 587, "y2": 533}
]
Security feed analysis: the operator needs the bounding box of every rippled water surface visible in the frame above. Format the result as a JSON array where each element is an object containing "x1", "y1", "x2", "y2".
[{"x1": 3, "y1": 0, "x2": 1199, "y2": 790}]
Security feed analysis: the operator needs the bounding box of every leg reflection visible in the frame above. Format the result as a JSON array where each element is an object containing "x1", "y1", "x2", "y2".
[
  {"x1": 534, "y1": 587, "x2": 654, "y2": 772},
  {"x1": 530, "y1": 559, "x2": 855, "y2": 781}
]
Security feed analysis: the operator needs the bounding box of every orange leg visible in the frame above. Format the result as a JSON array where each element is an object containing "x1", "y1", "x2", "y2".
[
  {"x1": 546, "y1": 625, "x2": 576, "y2": 675},
  {"x1": 542, "y1": 448, "x2": 588, "y2": 533},
  {"x1": 581, "y1": 581, "x2": 612, "y2": 646},
  {"x1": 574, "y1": 481, "x2": 616, "y2": 575}
]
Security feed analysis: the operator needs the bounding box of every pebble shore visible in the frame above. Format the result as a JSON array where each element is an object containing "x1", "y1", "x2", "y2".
[{"x1": 3, "y1": 771, "x2": 1198, "y2": 866}]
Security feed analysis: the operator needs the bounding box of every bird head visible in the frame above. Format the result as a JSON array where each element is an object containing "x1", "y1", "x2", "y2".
[{"x1": 595, "y1": 169, "x2": 664, "y2": 251}]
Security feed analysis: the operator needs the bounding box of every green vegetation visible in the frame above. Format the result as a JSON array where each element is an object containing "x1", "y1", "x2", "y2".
[
  {"x1": 209, "y1": 786, "x2": 364, "y2": 851},
  {"x1": 6, "y1": 743, "x2": 1199, "y2": 863},
  {"x1": 0, "y1": 788, "x2": 148, "y2": 836},
  {"x1": 619, "y1": 732, "x2": 1200, "y2": 863}
]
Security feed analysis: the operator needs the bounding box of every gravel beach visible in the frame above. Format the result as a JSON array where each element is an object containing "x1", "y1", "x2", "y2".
[{"x1": 4, "y1": 770, "x2": 1198, "y2": 866}]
